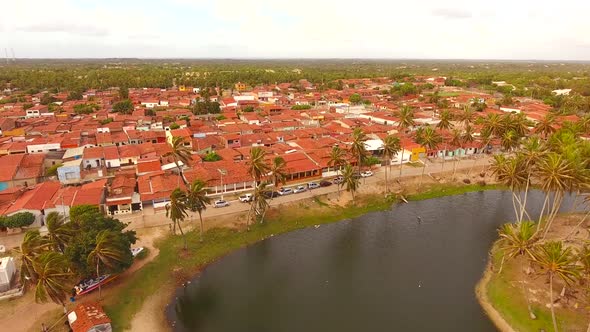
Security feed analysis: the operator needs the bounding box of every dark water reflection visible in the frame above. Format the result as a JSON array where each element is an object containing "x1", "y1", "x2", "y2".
[{"x1": 167, "y1": 190, "x2": 576, "y2": 332}]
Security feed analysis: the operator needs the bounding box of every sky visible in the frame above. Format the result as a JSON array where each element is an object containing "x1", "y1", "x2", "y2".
[{"x1": 1, "y1": 0, "x2": 590, "y2": 60}]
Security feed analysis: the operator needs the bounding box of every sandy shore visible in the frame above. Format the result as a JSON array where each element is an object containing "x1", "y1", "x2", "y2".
[{"x1": 475, "y1": 261, "x2": 516, "y2": 332}]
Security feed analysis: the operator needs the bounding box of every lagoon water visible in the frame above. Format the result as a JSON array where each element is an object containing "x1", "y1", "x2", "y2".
[{"x1": 167, "y1": 190, "x2": 575, "y2": 332}]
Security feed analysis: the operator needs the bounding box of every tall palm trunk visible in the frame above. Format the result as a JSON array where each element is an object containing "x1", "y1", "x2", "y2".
[
  {"x1": 420, "y1": 158, "x2": 426, "y2": 186},
  {"x1": 198, "y1": 211, "x2": 204, "y2": 242},
  {"x1": 97, "y1": 262, "x2": 102, "y2": 301},
  {"x1": 173, "y1": 158, "x2": 188, "y2": 186},
  {"x1": 398, "y1": 149, "x2": 404, "y2": 179},
  {"x1": 549, "y1": 273, "x2": 559, "y2": 332},
  {"x1": 384, "y1": 159, "x2": 388, "y2": 194},
  {"x1": 177, "y1": 221, "x2": 187, "y2": 250},
  {"x1": 565, "y1": 210, "x2": 590, "y2": 240}
]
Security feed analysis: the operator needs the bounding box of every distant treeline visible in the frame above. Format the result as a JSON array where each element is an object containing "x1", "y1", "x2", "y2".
[{"x1": 2, "y1": 59, "x2": 590, "y2": 99}]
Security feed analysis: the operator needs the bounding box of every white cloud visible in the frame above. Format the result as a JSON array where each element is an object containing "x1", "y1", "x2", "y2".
[{"x1": 1, "y1": 0, "x2": 590, "y2": 60}]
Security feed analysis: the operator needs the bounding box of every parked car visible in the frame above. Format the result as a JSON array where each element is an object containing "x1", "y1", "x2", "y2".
[
  {"x1": 214, "y1": 200, "x2": 230, "y2": 208},
  {"x1": 360, "y1": 170, "x2": 374, "y2": 177},
  {"x1": 319, "y1": 180, "x2": 332, "y2": 187},
  {"x1": 294, "y1": 185, "x2": 307, "y2": 193},
  {"x1": 307, "y1": 182, "x2": 320, "y2": 189},
  {"x1": 333, "y1": 176, "x2": 344, "y2": 184},
  {"x1": 239, "y1": 193, "x2": 253, "y2": 203},
  {"x1": 262, "y1": 191, "x2": 280, "y2": 199},
  {"x1": 278, "y1": 188, "x2": 294, "y2": 196}
]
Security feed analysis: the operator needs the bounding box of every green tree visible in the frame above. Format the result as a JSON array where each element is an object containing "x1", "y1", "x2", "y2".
[
  {"x1": 328, "y1": 145, "x2": 347, "y2": 195},
  {"x1": 268, "y1": 156, "x2": 288, "y2": 188},
  {"x1": 497, "y1": 221, "x2": 539, "y2": 319},
  {"x1": 350, "y1": 128, "x2": 368, "y2": 173},
  {"x1": 186, "y1": 180, "x2": 211, "y2": 243},
  {"x1": 397, "y1": 106, "x2": 415, "y2": 178},
  {"x1": 166, "y1": 188, "x2": 189, "y2": 249},
  {"x1": 532, "y1": 241, "x2": 581, "y2": 332},
  {"x1": 535, "y1": 114, "x2": 557, "y2": 138},
  {"x1": 17, "y1": 230, "x2": 49, "y2": 284},
  {"x1": 341, "y1": 164, "x2": 360, "y2": 204},
  {"x1": 112, "y1": 99, "x2": 134, "y2": 114},
  {"x1": 415, "y1": 127, "x2": 442, "y2": 185},
  {"x1": 5, "y1": 212, "x2": 36, "y2": 230},
  {"x1": 247, "y1": 147, "x2": 270, "y2": 185},
  {"x1": 382, "y1": 135, "x2": 401, "y2": 193},
  {"x1": 119, "y1": 86, "x2": 129, "y2": 99},
  {"x1": 202, "y1": 151, "x2": 221, "y2": 162},
  {"x1": 33, "y1": 252, "x2": 72, "y2": 309},
  {"x1": 165, "y1": 136, "x2": 193, "y2": 186},
  {"x1": 87, "y1": 230, "x2": 132, "y2": 299},
  {"x1": 349, "y1": 93, "x2": 362, "y2": 104},
  {"x1": 45, "y1": 212, "x2": 73, "y2": 253}
]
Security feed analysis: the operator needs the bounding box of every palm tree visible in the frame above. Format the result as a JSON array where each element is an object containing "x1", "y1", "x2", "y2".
[
  {"x1": 328, "y1": 145, "x2": 347, "y2": 194},
  {"x1": 480, "y1": 113, "x2": 504, "y2": 138},
  {"x1": 507, "y1": 113, "x2": 532, "y2": 138},
  {"x1": 397, "y1": 106, "x2": 415, "y2": 178},
  {"x1": 497, "y1": 221, "x2": 539, "y2": 319},
  {"x1": 268, "y1": 156, "x2": 288, "y2": 188},
  {"x1": 532, "y1": 241, "x2": 581, "y2": 332},
  {"x1": 517, "y1": 137, "x2": 547, "y2": 221},
  {"x1": 490, "y1": 155, "x2": 528, "y2": 221},
  {"x1": 32, "y1": 252, "x2": 72, "y2": 309},
  {"x1": 501, "y1": 129, "x2": 520, "y2": 152},
  {"x1": 449, "y1": 129, "x2": 463, "y2": 177},
  {"x1": 382, "y1": 135, "x2": 401, "y2": 193},
  {"x1": 350, "y1": 128, "x2": 368, "y2": 173},
  {"x1": 535, "y1": 114, "x2": 557, "y2": 138},
  {"x1": 459, "y1": 106, "x2": 475, "y2": 128},
  {"x1": 436, "y1": 110, "x2": 454, "y2": 170},
  {"x1": 18, "y1": 230, "x2": 49, "y2": 285},
  {"x1": 248, "y1": 182, "x2": 270, "y2": 227},
  {"x1": 45, "y1": 212, "x2": 73, "y2": 253},
  {"x1": 87, "y1": 230, "x2": 130, "y2": 300},
  {"x1": 247, "y1": 147, "x2": 270, "y2": 185},
  {"x1": 165, "y1": 136, "x2": 193, "y2": 186},
  {"x1": 536, "y1": 153, "x2": 576, "y2": 236},
  {"x1": 186, "y1": 180, "x2": 211, "y2": 243},
  {"x1": 341, "y1": 164, "x2": 360, "y2": 204},
  {"x1": 415, "y1": 127, "x2": 441, "y2": 185},
  {"x1": 166, "y1": 188, "x2": 189, "y2": 249}
]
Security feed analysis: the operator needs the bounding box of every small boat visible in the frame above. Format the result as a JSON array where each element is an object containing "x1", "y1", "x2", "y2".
[
  {"x1": 131, "y1": 247, "x2": 144, "y2": 257},
  {"x1": 74, "y1": 274, "x2": 118, "y2": 296}
]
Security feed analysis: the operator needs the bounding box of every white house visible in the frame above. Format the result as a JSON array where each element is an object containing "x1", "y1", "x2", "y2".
[
  {"x1": 0, "y1": 257, "x2": 16, "y2": 292},
  {"x1": 26, "y1": 141, "x2": 61, "y2": 154},
  {"x1": 552, "y1": 89, "x2": 572, "y2": 96}
]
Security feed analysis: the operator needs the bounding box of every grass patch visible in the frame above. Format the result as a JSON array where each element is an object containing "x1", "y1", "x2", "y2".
[
  {"x1": 485, "y1": 242, "x2": 586, "y2": 332},
  {"x1": 407, "y1": 183, "x2": 504, "y2": 201},
  {"x1": 438, "y1": 91, "x2": 460, "y2": 97},
  {"x1": 104, "y1": 184, "x2": 501, "y2": 330}
]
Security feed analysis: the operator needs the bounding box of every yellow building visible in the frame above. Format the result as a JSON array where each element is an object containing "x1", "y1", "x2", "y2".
[
  {"x1": 410, "y1": 146, "x2": 426, "y2": 162},
  {"x1": 179, "y1": 85, "x2": 186, "y2": 92},
  {"x1": 235, "y1": 82, "x2": 247, "y2": 92}
]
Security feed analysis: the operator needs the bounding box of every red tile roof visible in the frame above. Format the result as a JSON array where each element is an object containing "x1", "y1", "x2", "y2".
[{"x1": 69, "y1": 302, "x2": 111, "y2": 332}]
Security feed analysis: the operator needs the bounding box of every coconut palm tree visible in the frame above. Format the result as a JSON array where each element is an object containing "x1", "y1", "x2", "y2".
[
  {"x1": 268, "y1": 156, "x2": 288, "y2": 188},
  {"x1": 382, "y1": 135, "x2": 401, "y2": 193},
  {"x1": 490, "y1": 155, "x2": 528, "y2": 222},
  {"x1": 87, "y1": 230, "x2": 130, "y2": 300},
  {"x1": 459, "y1": 106, "x2": 475, "y2": 128},
  {"x1": 436, "y1": 110, "x2": 454, "y2": 170},
  {"x1": 328, "y1": 145, "x2": 347, "y2": 194},
  {"x1": 350, "y1": 128, "x2": 368, "y2": 173},
  {"x1": 501, "y1": 129, "x2": 520, "y2": 152},
  {"x1": 32, "y1": 251, "x2": 72, "y2": 309},
  {"x1": 535, "y1": 114, "x2": 557, "y2": 139},
  {"x1": 45, "y1": 212, "x2": 73, "y2": 253},
  {"x1": 449, "y1": 129, "x2": 463, "y2": 177},
  {"x1": 248, "y1": 182, "x2": 270, "y2": 227},
  {"x1": 516, "y1": 136, "x2": 547, "y2": 221},
  {"x1": 397, "y1": 106, "x2": 415, "y2": 178},
  {"x1": 341, "y1": 164, "x2": 360, "y2": 204},
  {"x1": 186, "y1": 180, "x2": 211, "y2": 243},
  {"x1": 415, "y1": 127, "x2": 442, "y2": 185},
  {"x1": 532, "y1": 241, "x2": 581, "y2": 332},
  {"x1": 18, "y1": 230, "x2": 49, "y2": 285},
  {"x1": 166, "y1": 188, "x2": 189, "y2": 249},
  {"x1": 247, "y1": 147, "x2": 270, "y2": 185},
  {"x1": 497, "y1": 221, "x2": 539, "y2": 319},
  {"x1": 165, "y1": 136, "x2": 193, "y2": 186},
  {"x1": 507, "y1": 113, "x2": 532, "y2": 138},
  {"x1": 536, "y1": 153, "x2": 576, "y2": 236},
  {"x1": 480, "y1": 113, "x2": 504, "y2": 138}
]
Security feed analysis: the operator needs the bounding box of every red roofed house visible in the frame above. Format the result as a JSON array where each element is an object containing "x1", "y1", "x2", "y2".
[
  {"x1": 68, "y1": 302, "x2": 112, "y2": 332},
  {"x1": 106, "y1": 174, "x2": 141, "y2": 215},
  {"x1": 2, "y1": 181, "x2": 61, "y2": 227},
  {"x1": 137, "y1": 171, "x2": 181, "y2": 209},
  {"x1": 282, "y1": 152, "x2": 321, "y2": 182}
]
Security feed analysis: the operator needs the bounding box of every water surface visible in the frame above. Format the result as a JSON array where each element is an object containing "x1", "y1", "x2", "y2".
[{"x1": 167, "y1": 190, "x2": 575, "y2": 332}]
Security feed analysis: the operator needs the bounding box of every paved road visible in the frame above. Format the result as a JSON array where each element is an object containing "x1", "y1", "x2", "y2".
[
  {"x1": 0, "y1": 156, "x2": 492, "y2": 249},
  {"x1": 119, "y1": 156, "x2": 492, "y2": 229}
]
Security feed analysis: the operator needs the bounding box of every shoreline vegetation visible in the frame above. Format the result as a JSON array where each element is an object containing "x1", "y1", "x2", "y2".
[
  {"x1": 477, "y1": 214, "x2": 590, "y2": 332},
  {"x1": 103, "y1": 182, "x2": 503, "y2": 331}
]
